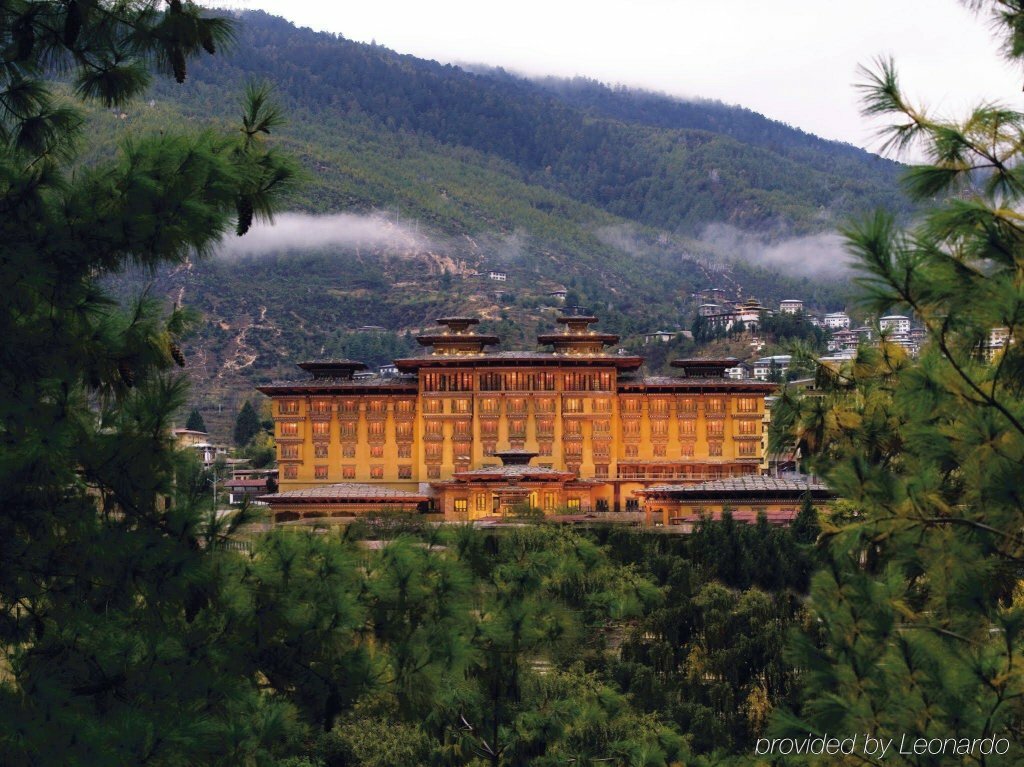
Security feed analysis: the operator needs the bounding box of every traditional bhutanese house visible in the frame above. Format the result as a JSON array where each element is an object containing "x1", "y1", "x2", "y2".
[
  {"x1": 638, "y1": 474, "x2": 833, "y2": 530},
  {"x1": 431, "y1": 449, "x2": 603, "y2": 520},
  {"x1": 262, "y1": 482, "x2": 429, "y2": 523},
  {"x1": 224, "y1": 476, "x2": 278, "y2": 505}
]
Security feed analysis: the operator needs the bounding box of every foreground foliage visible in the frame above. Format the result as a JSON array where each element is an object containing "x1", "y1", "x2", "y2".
[{"x1": 770, "y1": 2, "x2": 1024, "y2": 762}]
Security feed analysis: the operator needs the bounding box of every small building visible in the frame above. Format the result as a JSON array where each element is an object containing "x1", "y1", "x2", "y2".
[
  {"x1": 224, "y1": 476, "x2": 278, "y2": 505},
  {"x1": 487, "y1": 270, "x2": 508, "y2": 282},
  {"x1": 378, "y1": 363, "x2": 399, "y2": 376},
  {"x1": 725, "y1": 362, "x2": 752, "y2": 380},
  {"x1": 639, "y1": 474, "x2": 833, "y2": 529},
  {"x1": 698, "y1": 303, "x2": 722, "y2": 318},
  {"x1": 262, "y1": 483, "x2": 430, "y2": 524},
  {"x1": 548, "y1": 288, "x2": 568, "y2": 301},
  {"x1": 173, "y1": 428, "x2": 208, "y2": 448},
  {"x1": 753, "y1": 355, "x2": 792, "y2": 381},
  {"x1": 823, "y1": 312, "x2": 850, "y2": 330},
  {"x1": 779, "y1": 299, "x2": 804, "y2": 315},
  {"x1": 643, "y1": 329, "x2": 692, "y2": 344},
  {"x1": 879, "y1": 315, "x2": 911, "y2": 334}
]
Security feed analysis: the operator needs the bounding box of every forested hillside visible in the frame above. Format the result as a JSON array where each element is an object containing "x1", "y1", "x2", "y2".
[{"x1": 97, "y1": 10, "x2": 905, "y2": 436}]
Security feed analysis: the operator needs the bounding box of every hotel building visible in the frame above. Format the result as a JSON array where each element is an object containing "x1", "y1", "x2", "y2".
[{"x1": 257, "y1": 315, "x2": 775, "y2": 519}]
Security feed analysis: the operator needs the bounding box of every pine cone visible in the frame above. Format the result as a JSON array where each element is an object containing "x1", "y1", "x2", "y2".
[
  {"x1": 118, "y1": 362, "x2": 135, "y2": 388},
  {"x1": 172, "y1": 47, "x2": 186, "y2": 84},
  {"x1": 236, "y1": 196, "x2": 253, "y2": 236},
  {"x1": 170, "y1": 342, "x2": 186, "y2": 367}
]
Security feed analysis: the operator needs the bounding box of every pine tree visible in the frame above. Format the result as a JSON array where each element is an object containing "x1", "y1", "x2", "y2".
[
  {"x1": 234, "y1": 399, "x2": 261, "y2": 446},
  {"x1": 770, "y1": 3, "x2": 1024, "y2": 760},
  {"x1": 0, "y1": 3, "x2": 296, "y2": 763},
  {"x1": 186, "y1": 407, "x2": 207, "y2": 432}
]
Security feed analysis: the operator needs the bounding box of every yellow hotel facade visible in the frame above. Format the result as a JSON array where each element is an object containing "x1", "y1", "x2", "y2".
[{"x1": 257, "y1": 315, "x2": 775, "y2": 516}]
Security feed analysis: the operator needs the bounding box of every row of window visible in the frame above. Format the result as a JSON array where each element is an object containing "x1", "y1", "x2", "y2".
[{"x1": 280, "y1": 399, "x2": 417, "y2": 416}]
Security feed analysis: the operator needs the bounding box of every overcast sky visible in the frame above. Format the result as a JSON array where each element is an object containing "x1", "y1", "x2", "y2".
[{"x1": 223, "y1": 0, "x2": 1022, "y2": 154}]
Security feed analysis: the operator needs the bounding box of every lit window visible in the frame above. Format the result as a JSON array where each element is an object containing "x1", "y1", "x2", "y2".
[
  {"x1": 370, "y1": 466, "x2": 384, "y2": 479},
  {"x1": 453, "y1": 442, "x2": 472, "y2": 460},
  {"x1": 593, "y1": 419, "x2": 610, "y2": 435},
  {"x1": 563, "y1": 419, "x2": 581, "y2": 436},
  {"x1": 452, "y1": 398, "x2": 471, "y2": 414},
  {"x1": 706, "y1": 398, "x2": 725, "y2": 414},
  {"x1": 454, "y1": 499, "x2": 468, "y2": 514},
  {"x1": 736, "y1": 397, "x2": 758, "y2": 413},
  {"x1": 426, "y1": 421, "x2": 443, "y2": 438},
  {"x1": 423, "y1": 399, "x2": 443, "y2": 414},
  {"x1": 480, "y1": 398, "x2": 499, "y2": 414},
  {"x1": 367, "y1": 422, "x2": 385, "y2": 441},
  {"x1": 709, "y1": 441, "x2": 723, "y2": 457},
  {"x1": 283, "y1": 465, "x2": 298, "y2": 479},
  {"x1": 398, "y1": 465, "x2": 412, "y2": 479},
  {"x1": 507, "y1": 398, "x2": 526, "y2": 414},
  {"x1": 508, "y1": 418, "x2": 526, "y2": 437},
  {"x1": 538, "y1": 442, "x2": 552, "y2": 456},
  {"x1": 398, "y1": 444, "x2": 412, "y2": 459},
  {"x1": 649, "y1": 399, "x2": 668, "y2": 416},
  {"x1": 311, "y1": 399, "x2": 331, "y2": 415},
  {"x1": 343, "y1": 465, "x2": 356, "y2": 479},
  {"x1": 738, "y1": 442, "x2": 758, "y2": 457},
  {"x1": 396, "y1": 400, "x2": 415, "y2": 415},
  {"x1": 653, "y1": 445, "x2": 667, "y2": 457},
  {"x1": 621, "y1": 399, "x2": 641, "y2": 413},
  {"x1": 593, "y1": 398, "x2": 611, "y2": 413},
  {"x1": 476, "y1": 493, "x2": 489, "y2": 512},
  {"x1": 312, "y1": 421, "x2": 330, "y2": 437},
  {"x1": 370, "y1": 445, "x2": 384, "y2": 458},
  {"x1": 622, "y1": 421, "x2": 641, "y2": 437},
  {"x1": 535, "y1": 398, "x2": 555, "y2": 414},
  {"x1": 536, "y1": 418, "x2": 554, "y2": 436},
  {"x1": 681, "y1": 442, "x2": 694, "y2": 457},
  {"x1": 564, "y1": 442, "x2": 582, "y2": 457},
  {"x1": 625, "y1": 444, "x2": 639, "y2": 458},
  {"x1": 677, "y1": 397, "x2": 697, "y2": 414},
  {"x1": 425, "y1": 444, "x2": 442, "y2": 461},
  {"x1": 706, "y1": 421, "x2": 724, "y2": 438},
  {"x1": 279, "y1": 400, "x2": 299, "y2": 415},
  {"x1": 566, "y1": 498, "x2": 581, "y2": 510},
  {"x1": 340, "y1": 422, "x2": 357, "y2": 440},
  {"x1": 314, "y1": 443, "x2": 328, "y2": 459},
  {"x1": 737, "y1": 420, "x2": 759, "y2": 436},
  {"x1": 342, "y1": 444, "x2": 356, "y2": 458},
  {"x1": 281, "y1": 444, "x2": 300, "y2": 460},
  {"x1": 314, "y1": 465, "x2": 328, "y2": 480},
  {"x1": 396, "y1": 422, "x2": 413, "y2": 441},
  {"x1": 651, "y1": 420, "x2": 668, "y2": 437},
  {"x1": 427, "y1": 466, "x2": 441, "y2": 479},
  {"x1": 279, "y1": 422, "x2": 299, "y2": 437},
  {"x1": 340, "y1": 399, "x2": 358, "y2": 415},
  {"x1": 563, "y1": 397, "x2": 582, "y2": 414},
  {"x1": 594, "y1": 464, "x2": 609, "y2": 478},
  {"x1": 679, "y1": 419, "x2": 696, "y2": 436},
  {"x1": 544, "y1": 492, "x2": 557, "y2": 510},
  {"x1": 454, "y1": 420, "x2": 472, "y2": 438}
]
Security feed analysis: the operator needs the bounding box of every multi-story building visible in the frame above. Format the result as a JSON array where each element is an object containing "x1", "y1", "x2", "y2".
[
  {"x1": 823, "y1": 312, "x2": 851, "y2": 330},
  {"x1": 879, "y1": 314, "x2": 911, "y2": 334},
  {"x1": 257, "y1": 315, "x2": 775, "y2": 517},
  {"x1": 779, "y1": 299, "x2": 804, "y2": 314}
]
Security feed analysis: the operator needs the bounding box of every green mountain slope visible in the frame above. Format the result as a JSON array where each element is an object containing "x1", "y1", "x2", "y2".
[{"x1": 96, "y1": 10, "x2": 902, "y2": 437}]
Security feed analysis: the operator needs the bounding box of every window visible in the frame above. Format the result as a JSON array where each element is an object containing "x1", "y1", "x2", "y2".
[
  {"x1": 370, "y1": 445, "x2": 384, "y2": 458},
  {"x1": 370, "y1": 466, "x2": 384, "y2": 479},
  {"x1": 342, "y1": 465, "x2": 356, "y2": 479},
  {"x1": 340, "y1": 422, "x2": 357, "y2": 441},
  {"x1": 564, "y1": 371, "x2": 612, "y2": 391},
  {"x1": 454, "y1": 420, "x2": 472, "y2": 438},
  {"x1": 653, "y1": 445, "x2": 667, "y2": 457},
  {"x1": 564, "y1": 441, "x2": 582, "y2": 457},
  {"x1": 281, "y1": 444, "x2": 300, "y2": 460},
  {"x1": 311, "y1": 399, "x2": 331, "y2": 415},
  {"x1": 280, "y1": 422, "x2": 299, "y2": 438},
  {"x1": 621, "y1": 398, "x2": 641, "y2": 413},
  {"x1": 649, "y1": 399, "x2": 668, "y2": 416},
  {"x1": 509, "y1": 419, "x2": 526, "y2": 438},
  {"x1": 479, "y1": 398, "x2": 499, "y2": 415},
  {"x1": 312, "y1": 421, "x2": 330, "y2": 437},
  {"x1": 681, "y1": 442, "x2": 694, "y2": 457},
  {"x1": 476, "y1": 493, "x2": 489, "y2": 512},
  {"x1": 706, "y1": 397, "x2": 725, "y2": 414},
  {"x1": 396, "y1": 422, "x2": 413, "y2": 441},
  {"x1": 679, "y1": 419, "x2": 696, "y2": 436},
  {"x1": 506, "y1": 398, "x2": 526, "y2": 414},
  {"x1": 314, "y1": 443, "x2": 328, "y2": 459},
  {"x1": 594, "y1": 464, "x2": 609, "y2": 478},
  {"x1": 544, "y1": 492, "x2": 557, "y2": 510},
  {"x1": 453, "y1": 442, "x2": 472, "y2": 460},
  {"x1": 736, "y1": 397, "x2": 758, "y2": 413},
  {"x1": 737, "y1": 420, "x2": 760, "y2": 436},
  {"x1": 279, "y1": 400, "x2": 299, "y2": 415},
  {"x1": 452, "y1": 398, "x2": 471, "y2": 414},
  {"x1": 483, "y1": 442, "x2": 496, "y2": 456},
  {"x1": 425, "y1": 421, "x2": 443, "y2": 438},
  {"x1": 283, "y1": 464, "x2": 298, "y2": 479},
  {"x1": 454, "y1": 498, "x2": 468, "y2": 514},
  {"x1": 566, "y1": 498, "x2": 581, "y2": 511},
  {"x1": 427, "y1": 466, "x2": 441, "y2": 479},
  {"x1": 398, "y1": 465, "x2": 412, "y2": 479},
  {"x1": 367, "y1": 422, "x2": 385, "y2": 441},
  {"x1": 425, "y1": 444, "x2": 442, "y2": 461},
  {"x1": 422, "y1": 372, "x2": 473, "y2": 392},
  {"x1": 479, "y1": 372, "x2": 502, "y2": 392},
  {"x1": 535, "y1": 398, "x2": 555, "y2": 414},
  {"x1": 651, "y1": 420, "x2": 668, "y2": 438},
  {"x1": 455, "y1": 461, "x2": 470, "y2": 473},
  {"x1": 563, "y1": 397, "x2": 582, "y2": 414},
  {"x1": 622, "y1": 420, "x2": 641, "y2": 437},
  {"x1": 706, "y1": 421, "x2": 724, "y2": 438},
  {"x1": 592, "y1": 441, "x2": 610, "y2": 458},
  {"x1": 423, "y1": 398, "x2": 443, "y2": 414},
  {"x1": 398, "y1": 444, "x2": 412, "y2": 459},
  {"x1": 709, "y1": 441, "x2": 723, "y2": 457},
  {"x1": 738, "y1": 441, "x2": 758, "y2": 457},
  {"x1": 538, "y1": 442, "x2": 552, "y2": 456},
  {"x1": 563, "y1": 419, "x2": 581, "y2": 436},
  {"x1": 342, "y1": 444, "x2": 356, "y2": 458},
  {"x1": 481, "y1": 420, "x2": 498, "y2": 438},
  {"x1": 593, "y1": 419, "x2": 611, "y2": 435},
  {"x1": 396, "y1": 399, "x2": 415, "y2": 415},
  {"x1": 536, "y1": 417, "x2": 554, "y2": 437},
  {"x1": 593, "y1": 398, "x2": 611, "y2": 413},
  {"x1": 625, "y1": 444, "x2": 639, "y2": 458},
  {"x1": 340, "y1": 399, "x2": 359, "y2": 415},
  {"x1": 315, "y1": 465, "x2": 328, "y2": 480},
  {"x1": 677, "y1": 397, "x2": 697, "y2": 414}
]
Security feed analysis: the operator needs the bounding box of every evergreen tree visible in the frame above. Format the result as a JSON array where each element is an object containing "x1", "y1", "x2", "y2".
[
  {"x1": 770, "y1": 3, "x2": 1024, "y2": 760},
  {"x1": 233, "y1": 399, "x2": 261, "y2": 446},
  {"x1": 0, "y1": 2, "x2": 296, "y2": 763},
  {"x1": 186, "y1": 407, "x2": 207, "y2": 432}
]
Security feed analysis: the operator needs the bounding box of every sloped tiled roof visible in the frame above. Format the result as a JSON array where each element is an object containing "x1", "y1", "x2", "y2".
[
  {"x1": 263, "y1": 483, "x2": 428, "y2": 503},
  {"x1": 641, "y1": 475, "x2": 831, "y2": 497}
]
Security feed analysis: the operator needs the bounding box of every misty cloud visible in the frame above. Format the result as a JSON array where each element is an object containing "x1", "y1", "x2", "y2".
[
  {"x1": 215, "y1": 212, "x2": 435, "y2": 258},
  {"x1": 699, "y1": 223, "x2": 853, "y2": 278}
]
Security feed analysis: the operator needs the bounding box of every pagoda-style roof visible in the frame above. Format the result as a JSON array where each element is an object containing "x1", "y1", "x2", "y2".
[
  {"x1": 297, "y1": 359, "x2": 368, "y2": 380},
  {"x1": 670, "y1": 357, "x2": 740, "y2": 378},
  {"x1": 439, "y1": 448, "x2": 575, "y2": 483},
  {"x1": 537, "y1": 312, "x2": 619, "y2": 353},
  {"x1": 638, "y1": 475, "x2": 832, "y2": 500},
  {"x1": 393, "y1": 350, "x2": 643, "y2": 372},
  {"x1": 417, "y1": 316, "x2": 500, "y2": 355}
]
